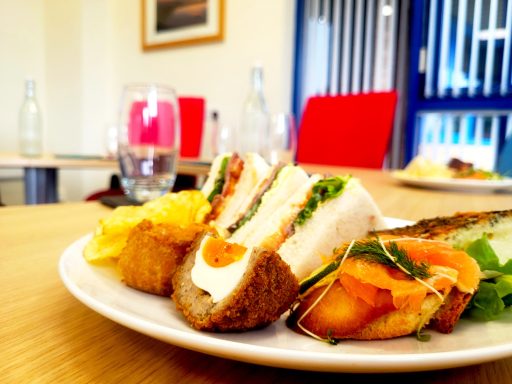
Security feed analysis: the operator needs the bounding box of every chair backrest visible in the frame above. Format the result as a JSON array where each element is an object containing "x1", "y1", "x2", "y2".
[
  {"x1": 296, "y1": 91, "x2": 398, "y2": 168},
  {"x1": 178, "y1": 97, "x2": 205, "y2": 158}
]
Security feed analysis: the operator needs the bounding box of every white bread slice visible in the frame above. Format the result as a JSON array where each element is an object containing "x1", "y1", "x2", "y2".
[
  {"x1": 213, "y1": 153, "x2": 270, "y2": 229},
  {"x1": 239, "y1": 173, "x2": 323, "y2": 250},
  {"x1": 229, "y1": 165, "x2": 312, "y2": 245},
  {"x1": 279, "y1": 178, "x2": 386, "y2": 280},
  {"x1": 201, "y1": 152, "x2": 232, "y2": 199}
]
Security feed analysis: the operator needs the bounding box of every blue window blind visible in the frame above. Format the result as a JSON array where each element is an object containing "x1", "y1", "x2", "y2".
[
  {"x1": 293, "y1": 0, "x2": 402, "y2": 116},
  {"x1": 424, "y1": 0, "x2": 512, "y2": 98},
  {"x1": 406, "y1": 0, "x2": 512, "y2": 171}
]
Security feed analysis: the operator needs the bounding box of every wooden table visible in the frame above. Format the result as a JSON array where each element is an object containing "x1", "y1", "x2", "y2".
[
  {"x1": 3, "y1": 166, "x2": 512, "y2": 383},
  {"x1": 0, "y1": 153, "x2": 211, "y2": 205}
]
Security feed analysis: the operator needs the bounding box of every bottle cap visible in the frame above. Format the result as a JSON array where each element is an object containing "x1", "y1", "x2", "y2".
[{"x1": 24, "y1": 77, "x2": 35, "y2": 96}]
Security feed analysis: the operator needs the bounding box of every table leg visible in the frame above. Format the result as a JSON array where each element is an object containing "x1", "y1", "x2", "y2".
[{"x1": 24, "y1": 168, "x2": 59, "y2": 204}]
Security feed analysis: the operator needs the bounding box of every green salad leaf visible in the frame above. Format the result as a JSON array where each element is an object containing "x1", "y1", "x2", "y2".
[
  {"x1": 207, "y1": 156, "x2": 229, "y2": 203},
  {"x1": 294, "y1": 176, "x2": 350, "y2": 226},
  {"x1": 465, "y1": 234, "x2": 501, "y2": 271},
  {"x1": 465, "y1": 282, "x2": 506, "y2": 321},
  {"x1": 495, "y1": 275, "x2": 512, "y2": 299},
  {"x1": 463, "y1": 235, "x2": 512, "y2": 321}
]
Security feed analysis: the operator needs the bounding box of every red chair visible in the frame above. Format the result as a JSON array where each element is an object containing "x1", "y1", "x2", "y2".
[
  {"x1": 178, "y1": 97, "x2": 205, "y2": 158},
  {"x1": 296, "y1": 92, "x2": 397, "y2": 168},
  {"x1": 174, "y1": 96, "x2": 205, "y2": 191}
]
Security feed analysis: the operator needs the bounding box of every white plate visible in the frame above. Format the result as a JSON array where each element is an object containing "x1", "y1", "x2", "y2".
[
  {"x1": 59, "y1": 218, "x2": 512, "y2": 373},
  {"x1": 391, "y1": 171, "x2": 512, "y2": 192}
]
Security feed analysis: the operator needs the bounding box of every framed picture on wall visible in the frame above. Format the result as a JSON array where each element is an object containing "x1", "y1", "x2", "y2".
[{"x1": 141, "y1": 0, "x2": 225, "y2": 50}]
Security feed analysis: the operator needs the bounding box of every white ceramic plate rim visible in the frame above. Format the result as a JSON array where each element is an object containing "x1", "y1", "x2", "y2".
[
  {"x1": 59, "y1": 218, "x2": 512, "y2": 373},
  {"x1": 391, "y1": 171, "x2": 512, "y2": 192}
]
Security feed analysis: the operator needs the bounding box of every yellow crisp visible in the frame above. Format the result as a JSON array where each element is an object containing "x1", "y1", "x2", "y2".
[{"x1": 83, "y1": 190, "x2": 211, "y2": 262}]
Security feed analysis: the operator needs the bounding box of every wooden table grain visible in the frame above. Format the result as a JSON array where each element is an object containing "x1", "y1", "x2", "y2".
[{"x1": 2, "y1": 166, "x2": 512, "y2": 383}]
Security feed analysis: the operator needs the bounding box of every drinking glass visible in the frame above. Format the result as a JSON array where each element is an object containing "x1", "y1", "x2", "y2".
[
  {"x1": 117, "y1": 84, "x2": 180, "y2": 203},
  {"x1": 216, "y1": 122, "x2": 238, "y2": 155},
  {"x1": 266, "y1": 113, "x2": 297, "y2": 164}
]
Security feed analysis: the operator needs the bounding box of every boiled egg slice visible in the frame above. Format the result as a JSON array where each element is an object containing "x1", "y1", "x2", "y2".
[{"x1": 191, "y1": 235, "x2": 252, "y2": 303}]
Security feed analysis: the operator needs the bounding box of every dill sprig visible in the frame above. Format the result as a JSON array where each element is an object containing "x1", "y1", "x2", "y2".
[{"x1": 338, "y1": 238, "x2": 432, "y2": 280}]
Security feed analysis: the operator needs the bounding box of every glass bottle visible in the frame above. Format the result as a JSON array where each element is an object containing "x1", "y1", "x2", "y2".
[
  {"x1": 19, "y1": 78, "x2": 42, "y2": 157},
  {"x1": 239, "y1": 64, "x2": 269, "y2": 155},
  {"x1": 200, "y1": 110, "x2": 219, "y2": 160}
]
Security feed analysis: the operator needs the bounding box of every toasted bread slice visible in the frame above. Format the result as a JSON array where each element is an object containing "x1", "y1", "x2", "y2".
[
  {"x1": 287, "y1": 237, "x2": 481, "y2": 340},
  {"x1": 376, "y1": 209, "x2": 512, "y2": 262},
  {"x1": 287, "y1": 280, "x2": 450, "y2": 340},
  {"x1": 377, "y1": 209, "x2": 512, "y2": 247}
]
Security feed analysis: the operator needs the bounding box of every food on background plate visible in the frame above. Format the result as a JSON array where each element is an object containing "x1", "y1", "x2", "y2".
[
  {"x1": 399, "y1": 156, "x2": 453, "y2": 178},
  {"x1": 172, "y1": 233, "x2": 299, "y2": 331},
  {"x1": 287, "y1": 236, "x2": 481, "y2": 341},
  {"x1": 448, "y1": 158, "x2": 504, "y2": 180},
  {"x1": 83, "y1": 190, "x2": 211, "y2": 262},
  {"x1": 118, "y1": 220, "x2": 211, "y2": 296},
  {"x1": 397, "y1": 156, "x2": 503, "y2": 180}
]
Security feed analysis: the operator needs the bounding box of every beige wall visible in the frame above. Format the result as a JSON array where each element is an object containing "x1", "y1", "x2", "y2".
[{"x1": 0, "y1": 0, "x2": 296, "y2": 204}]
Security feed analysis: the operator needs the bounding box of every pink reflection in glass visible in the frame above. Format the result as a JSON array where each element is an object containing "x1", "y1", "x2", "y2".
[{"x1": 128, "y1": 100, "x2": 177, "y2": 147}]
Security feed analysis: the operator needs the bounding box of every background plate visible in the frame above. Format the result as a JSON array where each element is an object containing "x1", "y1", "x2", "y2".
[
  {"x1": 59, "y1": 218, "x2": 512, "y2": 373},
  {"x1": 391, "y1": 172, "x2": 512, "y2": 192}
]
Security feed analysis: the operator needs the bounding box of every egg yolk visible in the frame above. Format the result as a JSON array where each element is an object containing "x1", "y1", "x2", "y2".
[{"x1": 203, "y1": 237, "x2": 247, "y2": 267}]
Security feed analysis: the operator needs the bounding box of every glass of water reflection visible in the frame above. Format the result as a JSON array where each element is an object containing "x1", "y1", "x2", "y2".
[{"x1": 117, "y1": 84, "x2": 180, "y2": 203}]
